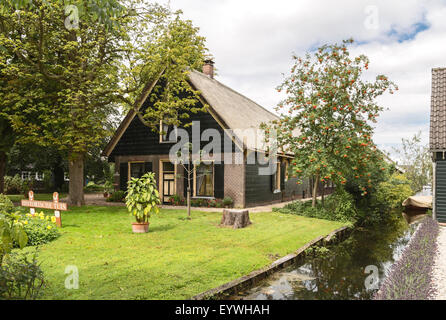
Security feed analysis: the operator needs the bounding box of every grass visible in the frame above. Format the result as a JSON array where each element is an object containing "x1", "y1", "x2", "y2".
[
  {"x1": 24, "y1": 206, "x2": 347, "y2": 300},
  {"x1": 7, "y1": 193, "x2": 68, "y2": 202}
]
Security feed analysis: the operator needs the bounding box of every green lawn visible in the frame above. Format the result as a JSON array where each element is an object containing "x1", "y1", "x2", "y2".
[
  {"x1": 8, "y1": 193, "x2": 68, "y2": 202},
  {"x1": 27, "y1": 206, "x2": 347, "y2": 300}
]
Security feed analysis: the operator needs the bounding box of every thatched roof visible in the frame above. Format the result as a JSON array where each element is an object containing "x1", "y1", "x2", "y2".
[
  {"x1": 430, "y1": 68, "x2": 446, "y2": 151},
  {"x1": 103, "y1": 68, "x2": 282, "y2": 156}
]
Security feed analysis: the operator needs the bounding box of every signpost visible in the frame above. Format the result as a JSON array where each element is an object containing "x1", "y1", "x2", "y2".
[{"x1": 21, "y1": 191, "x2": 68, "y2": 227}]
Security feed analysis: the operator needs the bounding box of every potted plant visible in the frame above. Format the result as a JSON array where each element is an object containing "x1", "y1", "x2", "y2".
[
  {"x1": 103, "y1": 181, "x2": 113, "y2": 198},
  {"x1": 125, "y1": 172, "x2": 161, "y2": 233}
]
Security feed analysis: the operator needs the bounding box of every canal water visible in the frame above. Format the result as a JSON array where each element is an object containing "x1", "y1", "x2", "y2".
[{"x1": 230, "y1": 215, "x2": 419, "y2": 300}]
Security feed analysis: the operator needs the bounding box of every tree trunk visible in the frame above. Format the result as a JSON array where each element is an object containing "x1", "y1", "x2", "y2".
[
  {"x1": 312, "y1": 174, "x2": 319, "y2": 207},
  {"x1": 187, "y1": 169, "x2": 191, "y2": 219},
  {"x1": 0, "y1": 151, "x2": 6, "y2": 194},
  {"x1": 221, "y1": 209, "x2": 251, "y2": 229},
  {"x1": 321, "y1": 182, "x2": 326, "y2": 207},
  {"x1": 68, "y1": 152, "x2": 85, "y2": 206}
]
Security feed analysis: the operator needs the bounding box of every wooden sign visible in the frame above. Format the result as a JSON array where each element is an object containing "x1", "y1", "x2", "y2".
[{"x1": 21, "y1": 191, "x2": 68, "y2": 227}]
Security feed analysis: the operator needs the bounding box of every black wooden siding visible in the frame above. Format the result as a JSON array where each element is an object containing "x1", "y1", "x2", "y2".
[
  {"x1": 245, "y1": 153, "x2": 310, "y2": 206},
  {"x1": 436, "y1": 159, "x2": 446, "y2": 223},
  {"x1": 109, "y1": 99, "x2": 240, "y2": 161}
]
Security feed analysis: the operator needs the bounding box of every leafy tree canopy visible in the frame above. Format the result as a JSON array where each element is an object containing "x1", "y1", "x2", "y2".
[{"x1": 264, "y1": 39, "x2": 397, "y2": 205}]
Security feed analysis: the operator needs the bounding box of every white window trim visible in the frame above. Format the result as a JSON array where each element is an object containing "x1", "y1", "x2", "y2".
[
  {"x1": 21, "y1": 171, "x2": 32, "y2": 181},
  {"x1": 159, "y1": 120, "x2": 178, "y2": 144}
]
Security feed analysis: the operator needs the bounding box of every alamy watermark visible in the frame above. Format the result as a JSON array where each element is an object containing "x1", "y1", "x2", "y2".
[
  {"x1": 364, "y1": 265, "x2": 380, "y2": 291},
  {"x1": 364, "y1": 5, "x2": 379, "y2": 31},
  {"x1": 64, "y1": 5, "x2": 79, "y2": 30},
  {"x1": 65, "y1": 265, "x2": 79, "y2": 289},
  {"x1": 167, "y1": 121, "x2": 280, "y2": 176}
]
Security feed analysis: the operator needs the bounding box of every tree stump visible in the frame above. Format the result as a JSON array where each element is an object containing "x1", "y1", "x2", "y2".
[{"x1": 220, "y1": 209, "x2": 251, "y2": 229}]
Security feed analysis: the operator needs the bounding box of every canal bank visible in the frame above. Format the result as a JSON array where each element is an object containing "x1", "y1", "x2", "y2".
[{"x1": 227, "y1": 214, "x2": 418, "y2": 300}]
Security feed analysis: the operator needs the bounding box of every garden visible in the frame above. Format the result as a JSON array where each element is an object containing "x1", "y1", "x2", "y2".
[{"x1": 0, "y1": 200, "x2": 346, "y2": 300}]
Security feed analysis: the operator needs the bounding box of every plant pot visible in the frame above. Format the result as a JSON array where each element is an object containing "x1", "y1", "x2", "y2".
[{"x1": 132, "y1": 222, "x2": 149, "y2": 233}]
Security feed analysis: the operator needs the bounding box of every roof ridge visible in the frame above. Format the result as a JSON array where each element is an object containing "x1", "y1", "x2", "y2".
[{"x1": 189, "y1": 69, "x2": 279, "y2": 120}]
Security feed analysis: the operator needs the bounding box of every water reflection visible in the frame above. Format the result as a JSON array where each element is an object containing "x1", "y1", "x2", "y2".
[{"x1": 231, "y1": 217, "x2": 418, "y2": 300}]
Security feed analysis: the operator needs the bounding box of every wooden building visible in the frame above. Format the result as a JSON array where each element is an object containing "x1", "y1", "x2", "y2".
[
  {"x1": 103, "y1": 61, "x2": 325, "y2": 208},
  {"x1": 430, "y1": 68, "x2": 446, "y2": 223}
]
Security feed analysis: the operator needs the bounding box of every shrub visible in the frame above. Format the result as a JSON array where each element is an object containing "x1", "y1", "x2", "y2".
[
  {"x1": 84, "y1": 182, "x2": 104, "y2": 193},
  {"x1": 168, "y1": 194, "x2": 185, "y2": 206},
  {"x1": 324, "y1": 188, "x2": 357, "y2": 222},
  {"x1": 20, "y1": 212, "x2": 60, "y2": 246},
  {"x1": 374, "y1": 217, "x2": 439, "y2": 300},
  {"x1": 274, "y1": 188, "x2": 356, "y2": 223},
  {"x1": 356, "y1": 173, "x2": 414, "y2": 224},
  {"x1": 222, "y1": 197, "x2": 234, "y2": 208},
  {"x1": 374, "y1": 173, "x2": 413, "y2": 211},
  {"x1": 0, "y1": 250, "x2": 45, "y2": 300},
  {"x1": 4, "y1": 175, "x2": 23, "y2": 194},
  {"x1": 106, "y1": 191, "x2": 126, "y2": 203},
  {"x1": 0, "y1": 194, "x2": 14, "y2": 213}
]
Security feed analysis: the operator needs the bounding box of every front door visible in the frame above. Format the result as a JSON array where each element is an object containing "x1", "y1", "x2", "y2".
[
  {"x1": 163, "y1": 173, "x2": 175, "y2": 204},
  {"x1": 161, "y1": 161, "x2": 175, "y2": 204}
]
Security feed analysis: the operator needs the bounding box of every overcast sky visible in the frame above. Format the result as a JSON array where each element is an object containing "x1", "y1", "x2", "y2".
[{"x1": 160, "y1": 0, "x2": 446, "y2": 158}]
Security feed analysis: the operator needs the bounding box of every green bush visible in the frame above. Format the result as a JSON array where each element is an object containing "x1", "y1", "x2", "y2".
[
  {"x1": 20, "y1": 212, "x2": 60, "y2": 246},
  {"x1": 223, "y1": 197, "x2": 234, "y2": 208},
  {"x1": 0, "y1": 250, "x2": 45, "y2": 300},
  {"x1": 84, "y1": 182, "x2": 104, "y2": 193},
  {"x1": 274, "y1": 189, "x2": 356, "y2": 223},
  {"x1": 4, "y1": 175, "x2": 23, "y2": 194},
  {"x1": 106, "y1": 191, "x2": 126, "y2": 202},
  {"x1": 374, "y1": 173, "x2": 413, "y2": 210},
  {"x1": 169, "y1": 194, "x2": 184, "y2": 206},
  {"x1": 0, "y1": 194, "x2": 14, "y2": 213}
]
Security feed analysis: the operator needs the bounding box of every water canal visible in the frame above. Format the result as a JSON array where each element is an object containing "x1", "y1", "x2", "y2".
[{"x1": 230, "y1": 214, "x2": 420, "y2": 300}]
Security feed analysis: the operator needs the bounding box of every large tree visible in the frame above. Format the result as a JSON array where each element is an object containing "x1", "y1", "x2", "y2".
[
  {"x1": 0, "y1": 1, "x2": 208, "y2": 205},
  {"x1": 393, "y1": 131, "x2": 432, "y2": 193},
  {"x1": 0, "y1": 117, "x2": 14, "y2": 194},
  {"x1": 264, "y1": 39, "x2": 397, "y2": 207}
]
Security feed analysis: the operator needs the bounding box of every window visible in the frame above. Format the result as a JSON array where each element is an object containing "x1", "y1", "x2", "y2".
[
  {"x1": 284, "y1": 160, "x2": 289, "y2": 182},
  {"x1": 21, "y1": 171, "x2": 32, "y2": 181},
  {"x1": 159, "y1": 120, "x2": 177, "y2": 143},
  {"x1": 35, "y1": 172, "x2": 44, "y2": 181},
  {"x1": 195, "y1": 162, "x2": 214, "y2": 197},
  {"x1": 272, "y1": 162, "x2": 281, "y2": 193},
  {"x1": 129, "y1": 162, "x2": 145, "y2": 179}
]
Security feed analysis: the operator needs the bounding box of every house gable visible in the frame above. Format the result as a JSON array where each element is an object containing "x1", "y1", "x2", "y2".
[{"x1": 109, "y1": 96, "x2": 242, "y2": 162}]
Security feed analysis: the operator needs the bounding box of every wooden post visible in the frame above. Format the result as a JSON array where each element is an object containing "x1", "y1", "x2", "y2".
[
  {"x1": 28, "y1": 191, "x2": 36, "y2": 216},
  {"x1": 53, "y1": 192, "x2": 62, "y2": 227}
]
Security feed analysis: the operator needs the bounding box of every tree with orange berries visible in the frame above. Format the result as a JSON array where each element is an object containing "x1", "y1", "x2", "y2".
[{"x1": 265, "y1": 39, "x2": 397, "y2": 207}]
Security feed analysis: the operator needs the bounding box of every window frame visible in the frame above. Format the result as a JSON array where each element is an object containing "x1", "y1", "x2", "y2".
[
  {"x1": 21, "y1": 171, "x2": 32, "y2": 181},
  {"x1": 35, "y1": 172, "x2": 44, "y2": 181},
  {"x1": 272, "y1": 161, "x2": 281, "y2": 193},
  {"x1": 128, "y1": 161, "x2": 146, "y2": 181},
  {"x1": 193, "y1": 160, "x2": 215, "y2": 198},
  {"x1": 159, "y1": 120, "x2": 178, "y2": 144}
]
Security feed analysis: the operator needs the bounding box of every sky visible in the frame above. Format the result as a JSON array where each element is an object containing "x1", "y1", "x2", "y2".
[{"x1": 159, "y1": 0, "x2": 446, "y2": 159}]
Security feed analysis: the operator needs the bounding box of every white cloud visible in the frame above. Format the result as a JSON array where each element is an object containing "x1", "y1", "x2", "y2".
[{"x1": 162, "y1": 0, "x2": 446, "y2": 152}]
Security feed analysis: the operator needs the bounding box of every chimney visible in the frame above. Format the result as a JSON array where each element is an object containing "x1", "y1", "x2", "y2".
[{"x1": 202, "y1": 59, "x2": 214, "y2": 79}]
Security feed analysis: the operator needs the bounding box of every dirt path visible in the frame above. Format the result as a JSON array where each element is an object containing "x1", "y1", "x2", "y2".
[
  {"x1": 432, "y1": 226, "x2": 446, "y2": 299},
  {"x1": 67, "y1": 193, "x2": 319, "y2": 213}
]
